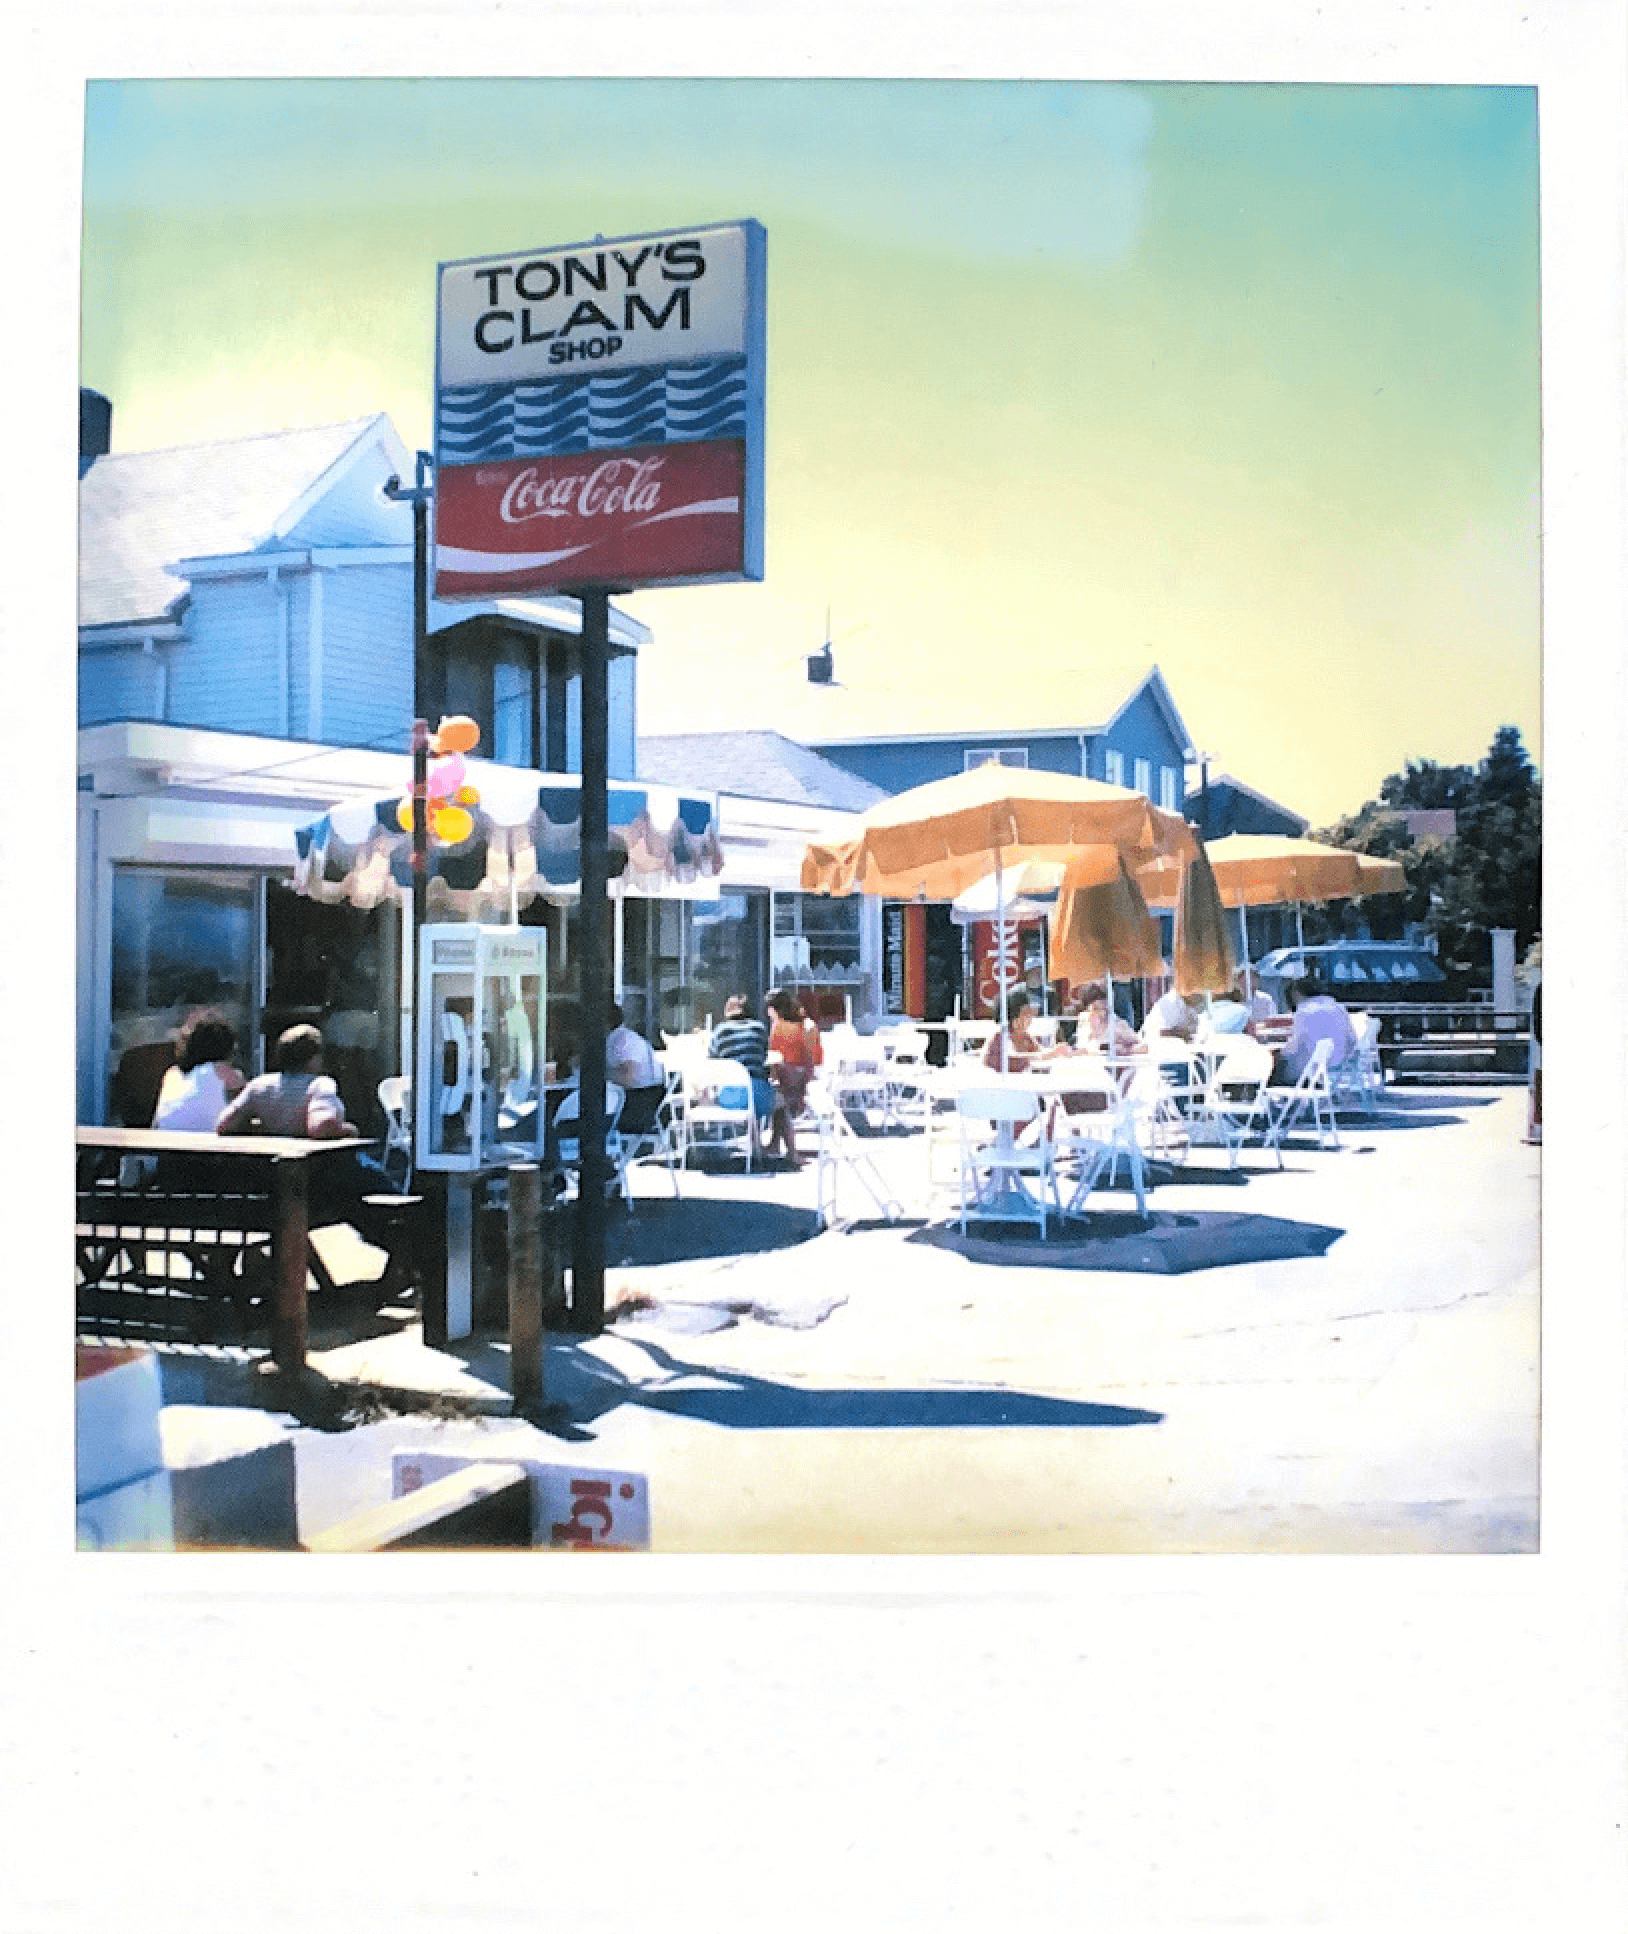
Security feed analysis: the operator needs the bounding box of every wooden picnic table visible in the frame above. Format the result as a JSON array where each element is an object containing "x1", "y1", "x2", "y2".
[{"x1": 76, "y1": 1126, "x2": 361, "y2": 1373}]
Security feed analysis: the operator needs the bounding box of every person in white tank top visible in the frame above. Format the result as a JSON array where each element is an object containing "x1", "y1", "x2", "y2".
[{"x1": 152, "y1": 1011, "x2": 246, "y2": 1130}]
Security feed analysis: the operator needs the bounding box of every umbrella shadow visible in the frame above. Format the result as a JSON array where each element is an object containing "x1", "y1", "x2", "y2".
[
  {"x1": 536, "y1": 1334, "x2": 1163, "y2": 1434},
  {"x1": 596, "y1": 1195, "x2": 822, "y2": 1267},
  {"x1": 909, "y1": 1209, "x2": 1343, "y2": 1275},
  {"x1": 1326, "y1": 1105, "x2": 1478, "y2": 1132}
]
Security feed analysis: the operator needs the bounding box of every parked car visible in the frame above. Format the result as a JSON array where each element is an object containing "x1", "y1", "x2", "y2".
[{"x1": 1254, "y1": 944, "x2": 1450, "y2": 1008}]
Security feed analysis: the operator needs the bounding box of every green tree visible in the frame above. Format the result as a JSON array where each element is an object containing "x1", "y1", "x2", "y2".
[{"x1": 1315, "y1": 726, "x2": 1541, "y2": 978}]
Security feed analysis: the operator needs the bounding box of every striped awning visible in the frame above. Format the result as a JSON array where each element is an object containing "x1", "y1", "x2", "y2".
[{"x1": 292, "y1": 765, "x2": 724, "y2": 914}]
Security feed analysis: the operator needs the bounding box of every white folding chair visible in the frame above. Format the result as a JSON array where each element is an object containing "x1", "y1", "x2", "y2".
[
  {"x1": 1261, "y1": 1038, "x2": 1341, "y2": 1155},
  {"x1": 682, "y1": 1058, "x2": 765, "y2": 1171},
  {"x1": 955, "y1": 1085, "x2": 1058, "y2": 1236},
  {"x1": 552, "y1": 1082, "x2": 628, "y2": 1200},
  {"x1": 1333, "y1": 1012, "x2": 1385, "y2": 1112},
  {"x1": 1196, "y1": 1037, "x2": 1278, "y2": 1168},
  {"x1": 614, "y1": 1063, "x2": 684, "y2": 1199},
  {"x1": 377, "y1": 1075, "x2": 413, "y2": 1188},
  {"x1": 1027, "y1": 1062, "x2": 1148, "y2": 1215},
  {"x1": 831, "y1": 1041, "x2": 895, "y2": 1130},
  {"x1": 806, "y1": 1077, "x2": 906, "y2": 1228}
]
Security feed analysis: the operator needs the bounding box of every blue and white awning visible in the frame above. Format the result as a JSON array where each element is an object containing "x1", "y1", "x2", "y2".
[{"x1": 292, "y1": 764, "x2": 724, "y2": 913}]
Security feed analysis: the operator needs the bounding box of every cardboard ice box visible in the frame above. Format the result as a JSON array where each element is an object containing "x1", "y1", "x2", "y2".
[{"x1": 393, "y1": 1450, "x2": 650, "y2": 1550}]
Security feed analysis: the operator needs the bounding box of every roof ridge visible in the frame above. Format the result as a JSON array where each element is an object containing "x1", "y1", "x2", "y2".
[{"x1": 90, "y1": 416, "x2": 382, "y2": 463}]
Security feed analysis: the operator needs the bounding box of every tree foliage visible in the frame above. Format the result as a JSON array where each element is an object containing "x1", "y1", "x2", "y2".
[{"x1": 1313, "y1": 726, "x2": 1541, "y2": 981}]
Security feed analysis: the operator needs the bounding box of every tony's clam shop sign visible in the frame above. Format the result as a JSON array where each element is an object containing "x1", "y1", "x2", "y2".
[{"x1": 433, "y1": 220, "x2": 765, "y2": 597}]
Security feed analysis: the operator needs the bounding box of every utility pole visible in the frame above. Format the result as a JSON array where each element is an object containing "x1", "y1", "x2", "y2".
[{"x1": 572, "y1": 588, "x2": 611, "y2": 1330}]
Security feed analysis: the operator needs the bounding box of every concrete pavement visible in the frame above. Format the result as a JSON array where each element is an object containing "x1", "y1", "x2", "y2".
[{"x1": 152, "y1": 1081, "x2": 1540, "y2": 1553}]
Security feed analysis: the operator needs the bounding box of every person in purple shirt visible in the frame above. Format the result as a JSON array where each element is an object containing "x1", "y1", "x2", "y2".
[{"x1": 1277, "y1": 981, "x2": 1357, "y2": 1083}]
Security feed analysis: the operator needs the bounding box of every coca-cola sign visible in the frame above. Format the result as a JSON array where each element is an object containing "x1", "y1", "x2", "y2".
[
  {"x1": 433, "y1": 219, "x2": 764, "y2": 597},
  {"x1": 434, "y1": 439, "x2": 747, "y2": 596}
]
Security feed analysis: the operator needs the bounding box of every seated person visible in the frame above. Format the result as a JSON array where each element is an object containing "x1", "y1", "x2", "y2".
[
  {"x1": 153, "y1": 1009, "x2": 247, "y2": 1131},
  {"x1": 1141, "y1": 986, "x2": 1200, "y2": 1043},
  {"x1": 710, "y1": 993, "x2": 795, "y2": 1159},
  {"x1": 1276, "y1": 980, "x2": 1357, "y2": 1083},
  {"x1": 1198, "y1": 985, "x2": 1253, "y2": 1037},
  {"x1": 766, "y1": 988, "x2": 822, "y2": 1158},
  {"x1": 982, "y1": 988, "x2": 1073, "y2": 1072},
  {"x1": 1236, "y1": 967, "x2": 1278, "y2": 1026},
  {"x1": 1074, "y1": 982, "x2": 1142, "y2": 1057},
  {"x1": 605, "y1": 1001, "x2": 665, "y2": 1137},
  {"x1": 217, "y1": 1024, "x2": 397, "y2": 1243}
]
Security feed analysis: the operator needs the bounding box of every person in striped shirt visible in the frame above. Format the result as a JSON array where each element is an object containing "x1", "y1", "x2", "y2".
[{"x1": 709, "y1": 993, "x2": 796, "y2": 1163}]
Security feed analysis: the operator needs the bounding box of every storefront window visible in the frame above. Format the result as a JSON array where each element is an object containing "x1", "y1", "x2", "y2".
[
  {"x1": 110, "y1": 869, "x2": 258, "y2": 1060},
  {"x1": 263, "y1": 882, "x2": 398, "y2": 1136},
  {"x1": 686, "y1": 890, "x2": 767, "y2": 1029}
]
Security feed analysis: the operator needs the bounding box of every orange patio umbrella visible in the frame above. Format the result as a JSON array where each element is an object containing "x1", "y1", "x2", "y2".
[
  {"x1": 802, "y1": 765, "x2": 1197, "y2": 1068},
  {"x1": 1047, "y1": 857, "x2": 1166, "y2": 986},
  {"x1": 1169, "y1": 841, "x2": 1238, "y2": 999},
  {"x1": 1140, "y1": 832, "x2": 1379, "y2": 956},
  {"x1": 801, "y1": 762, "x2": 1197, "y2": 902}
]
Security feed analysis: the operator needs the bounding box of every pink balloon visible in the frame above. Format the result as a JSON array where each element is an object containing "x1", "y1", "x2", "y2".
[{"x1": 426, "y1": 751, "x2": 466, "y2": 799}]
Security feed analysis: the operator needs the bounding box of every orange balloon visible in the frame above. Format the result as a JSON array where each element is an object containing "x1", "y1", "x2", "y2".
[
  {"x1": 435, "y1": 715, "x2": 481, "y2": 754},
  {"x1": 453, "y1": 785, "x2": 480, "y2": 807},
  {"x1": 432, "y1": 805, "x2": 474, "y2": 845}
]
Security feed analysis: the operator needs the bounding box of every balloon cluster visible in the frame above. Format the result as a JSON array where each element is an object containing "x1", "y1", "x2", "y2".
[{"x1": 396, "y1": 715, "x2": 482, "y2": 844}]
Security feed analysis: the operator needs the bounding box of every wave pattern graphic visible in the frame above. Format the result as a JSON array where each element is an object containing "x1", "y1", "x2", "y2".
[{"x1": 439, "y1": 355, "x2": 747, "y2": 462}]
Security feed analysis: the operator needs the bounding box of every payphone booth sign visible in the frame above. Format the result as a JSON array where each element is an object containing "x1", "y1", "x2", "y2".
[{"x1": 415, "y1": 923, "x2": 548, "y2": 1173}]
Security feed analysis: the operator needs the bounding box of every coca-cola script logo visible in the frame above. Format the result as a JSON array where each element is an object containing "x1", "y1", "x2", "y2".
[{"x1": 499, "y1": 456, "x2": 665, "y2": 524}]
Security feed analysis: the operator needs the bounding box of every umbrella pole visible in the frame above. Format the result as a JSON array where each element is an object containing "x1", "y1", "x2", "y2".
[{"x1": 996, "y1": 847, "x2": 1009, "y2": 1074}]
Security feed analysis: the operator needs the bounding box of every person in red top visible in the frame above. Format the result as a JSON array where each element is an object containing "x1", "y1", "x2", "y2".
[{"x1": 765, "y1": 988, "x2": 822, "y2": 1163}]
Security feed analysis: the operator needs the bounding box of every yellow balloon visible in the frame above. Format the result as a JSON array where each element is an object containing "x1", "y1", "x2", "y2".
[
  {"x1": 395, "y1": 797, "x2": 415, "y2": 832},
  {"x1": 436, "y1": 715, "x2": 481, "y2": 754},
  {"x1": 432, "y1": 805, "x2": 474, "y2": 845}
]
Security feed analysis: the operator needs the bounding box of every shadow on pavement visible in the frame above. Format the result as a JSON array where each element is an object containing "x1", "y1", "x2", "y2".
[
  {"x1": 1330, "y1": 1111, "x2": 1468, "y2": 1132},
  {"x1": 909, "y1": 1209, "x2": 1343, "y2": 1275},
  {"x1": 540, "y1": 1334, "x2": 1163, "y2": 1433},
  {"x1": 602, "y1": 1196, "x2": 821, "y2": 1267}
]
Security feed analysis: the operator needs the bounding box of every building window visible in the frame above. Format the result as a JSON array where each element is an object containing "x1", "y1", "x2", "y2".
[
  {"x1": 965, "y1": 747, "x2": 1028, "y2": 771},
  {"x1": 1159, "y1": 765, "x2": 1178, "y2": 810},
  {"x1": 773, "y1": 892, "x2": 862, "y2": 980},
  {"x1": 492, "y1": 658, "x2": 531, "y2": 766},
  {"x1": 1104, "y1": 749, "x2": 1125, "y2": 787},
  {"x1": 1133, "y1": 757, "x2": 1152, "y2": 798}
]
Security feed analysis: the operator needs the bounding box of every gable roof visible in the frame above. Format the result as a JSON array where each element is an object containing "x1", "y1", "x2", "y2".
[
  {"x1": 792, "y1": 657, "x2": 1191, "y2": 755},
  {"x1": 78, "y1": 416, "x2": 409, "y2": 629},
  {"x1": 638, "y1": 730, "x2": 888, "y2": 812},
  {"x1": 1188, "y1": 771, "x2": 1309, "y2": 834}
]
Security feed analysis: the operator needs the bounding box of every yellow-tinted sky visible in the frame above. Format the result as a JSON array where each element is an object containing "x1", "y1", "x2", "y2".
[{"x1": 81, "y1": 77, "x2": 1541, "y2": 824}]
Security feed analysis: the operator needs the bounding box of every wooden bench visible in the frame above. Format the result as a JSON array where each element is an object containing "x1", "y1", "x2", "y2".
[{"x1": 76, "y1": 1129, "x2": 378, "y2": 1371}]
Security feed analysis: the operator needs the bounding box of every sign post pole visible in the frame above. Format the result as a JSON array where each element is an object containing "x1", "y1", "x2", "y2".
[
  {"x1": 573, "y1": 588, "x2": 611, "y2": 1330},
  {"x1": 386, "y1": 451, "x2": 448, "y2": 1348}
]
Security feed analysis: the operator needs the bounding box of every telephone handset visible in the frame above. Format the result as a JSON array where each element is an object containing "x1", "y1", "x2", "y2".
[{"x1": 439, "y1": 1010, "x2": 471, "y2": 1117}]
